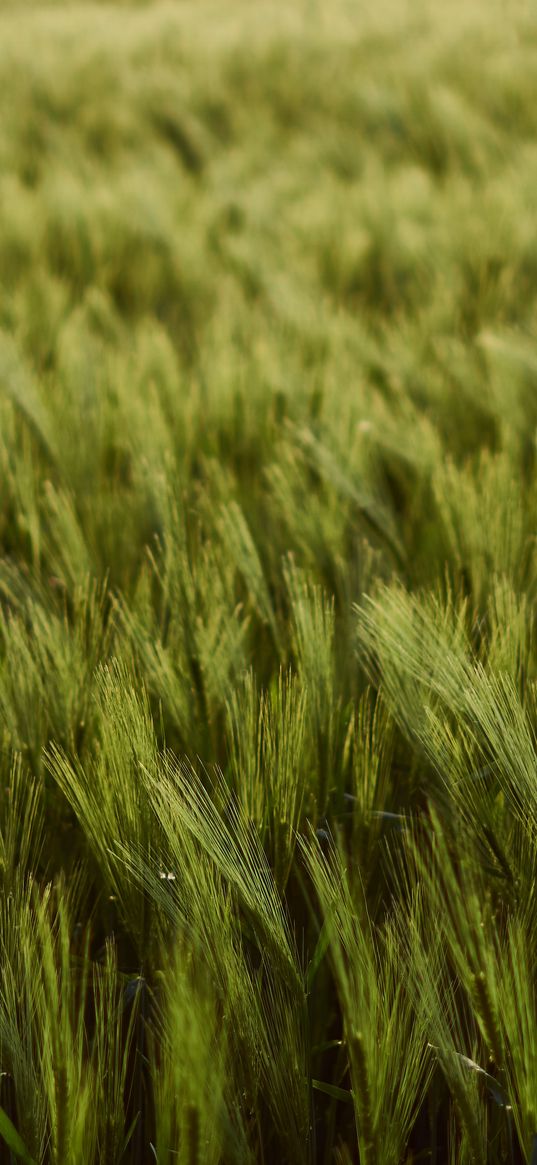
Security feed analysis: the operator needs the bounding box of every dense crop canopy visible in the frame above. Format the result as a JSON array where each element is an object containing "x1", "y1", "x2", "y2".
[{"x1": 1, "y1": 1, "x2": 537, "y2": 1161}]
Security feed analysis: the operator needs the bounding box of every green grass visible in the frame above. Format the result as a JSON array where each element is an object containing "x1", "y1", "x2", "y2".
[{"x1": 1, "y1": 0, "x2": 537, "y2": 1160}]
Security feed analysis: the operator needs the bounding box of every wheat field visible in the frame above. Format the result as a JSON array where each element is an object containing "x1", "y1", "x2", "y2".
[{"x1": 1, "y1": 1, "x2": 537, "y2": 1162}]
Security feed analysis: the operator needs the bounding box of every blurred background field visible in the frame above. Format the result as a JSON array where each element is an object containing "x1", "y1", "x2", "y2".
[{"x1": 1, "y1": 1, "x2": 537, "y2": 1162}]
